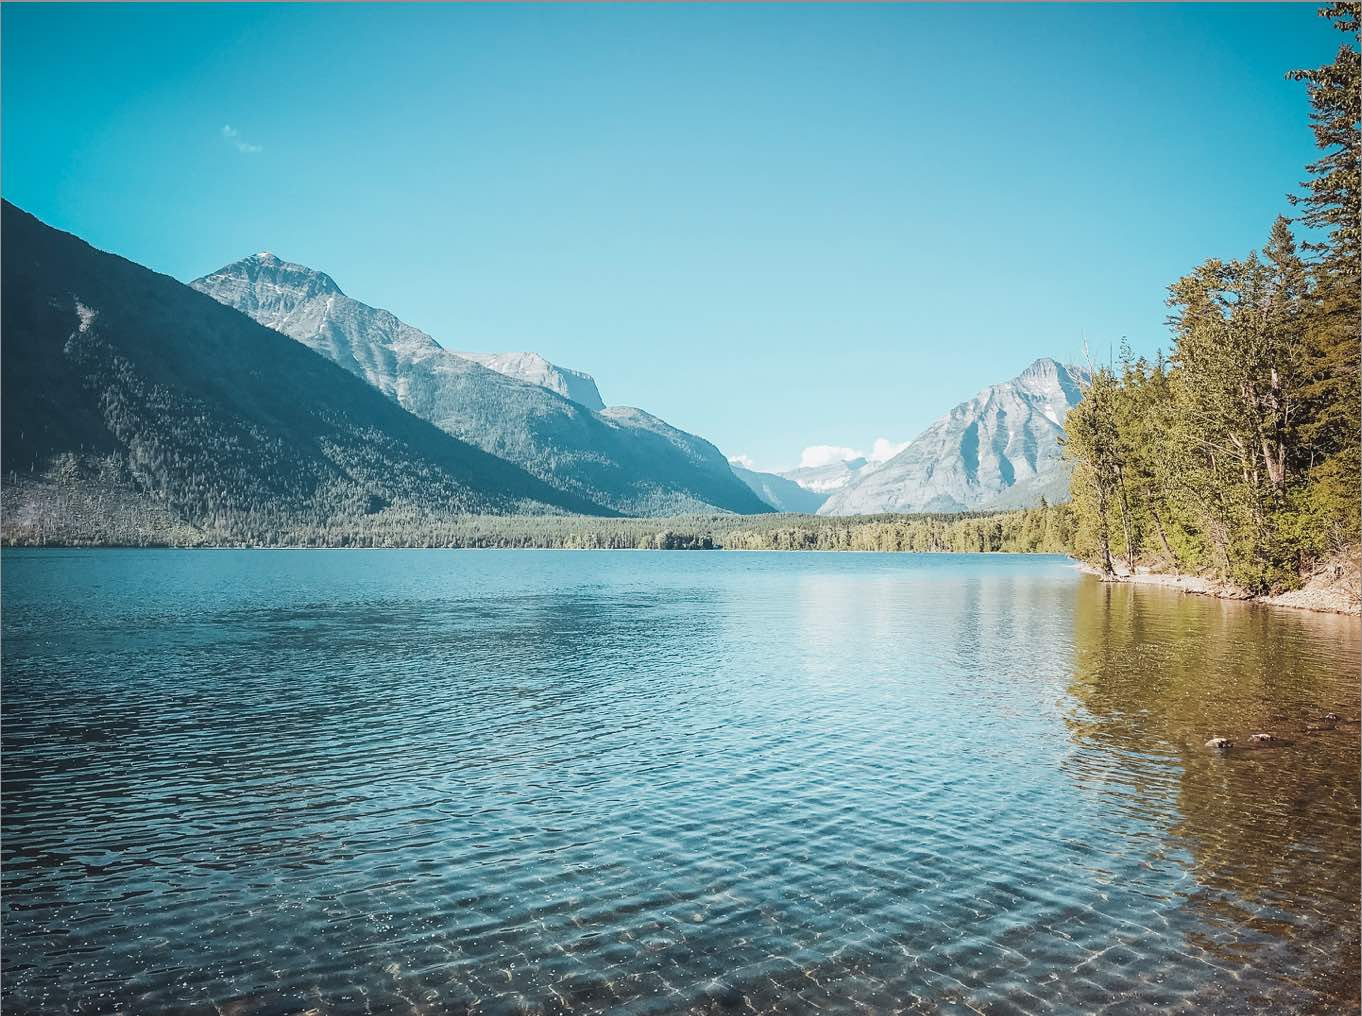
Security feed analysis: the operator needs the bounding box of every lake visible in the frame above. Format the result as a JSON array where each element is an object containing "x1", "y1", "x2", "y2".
[{"x1": 2, "y1": 549, "x2": 1357, "y2": 1014}]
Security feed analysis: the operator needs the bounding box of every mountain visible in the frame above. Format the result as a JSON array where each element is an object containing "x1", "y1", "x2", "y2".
[
  {"x1": 0, "y1": 202, "x2": 605, "y2": 544},
  {"x1": 780, "y1": 457, "x2": 869, "y2": 494},
  {"x1": 730, "y1": 465, "x2": 829, "y2": 513},
  {"x1": 455, "y1": 351, "x2": 605, "y2": 411},
  {"x1": 191, "y1": 255, "x2": 770, "y2": 517},
  {"x1": 818, "y1": 358, "x2": 1088, "y2": 516}
]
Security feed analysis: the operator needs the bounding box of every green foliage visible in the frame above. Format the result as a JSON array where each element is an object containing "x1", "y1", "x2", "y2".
[
  {"x1": 1291, "y1": 3, "x2": 1362, "y2": 553},
  {"x1": 1287, "y1": 2, "x2": 1361, "y2": 273},
  {"x1": 1064, "y1": 5, "x2": 1360, "y2": 594},
  {"x1": 686, "y1": 503, "x2": 1075, "y2": 554},
  {"x1": 1062, "y1": 367, "x2": 1123, "y2": 574}
]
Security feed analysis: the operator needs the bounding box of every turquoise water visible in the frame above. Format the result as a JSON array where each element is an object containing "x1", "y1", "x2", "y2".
[{"x1": 2, "y1": 549, "x2": 1357, "y2": 1014}]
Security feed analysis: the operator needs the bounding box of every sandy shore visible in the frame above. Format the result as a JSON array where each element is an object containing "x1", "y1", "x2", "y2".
[{"x1": 1075, "y1": 556, "x2": 1361, "y2": 617}]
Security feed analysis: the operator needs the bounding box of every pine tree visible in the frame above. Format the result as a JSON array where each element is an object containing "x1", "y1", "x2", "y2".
[
  {"x1": 1288, "y1": 3, "x2": 1361, "y2": 553},
  {"x1": 1063, "y1": 368, "x2": 1123, "y2": 575}
]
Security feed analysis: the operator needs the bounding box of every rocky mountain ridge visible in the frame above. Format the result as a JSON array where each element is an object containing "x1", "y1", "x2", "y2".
[
  {"x1": 1, "y1": 203, "x2": 601, "y2": 546},
  {"x1": 192, "y1": 255, "x2": 770, "y2": 517},
  {"x1": 817, "y1": 357, "x2": 1088, "y2": 516},
  {"x1": 455, "y1": 351, "x2": 604, "y2": 410}
]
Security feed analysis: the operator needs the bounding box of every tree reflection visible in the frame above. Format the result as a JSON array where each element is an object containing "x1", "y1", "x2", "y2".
[{"x1": 1065, "y1": 577, "x2": 1360, "y2": 1003}]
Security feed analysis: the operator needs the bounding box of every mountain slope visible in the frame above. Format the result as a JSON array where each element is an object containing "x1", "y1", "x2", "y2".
[
  {"x1": 779, "y1": 457, "x2": 869, "y2": 494},
  {"x1": 731, "y1": 465, "x2": 829, "y2": 513},
  {"x1": 818, "y1": 358, "x2": 1087, "y2": 516},
  {"x1": 0, "y1": 202, "x2": 605, "y2": 544},
  {"x1": 455, "y1": 351, "x2": 605, "y2": 410},
  {"x1": 191, "y1": 256, "x2": 770, "y2": 517}
]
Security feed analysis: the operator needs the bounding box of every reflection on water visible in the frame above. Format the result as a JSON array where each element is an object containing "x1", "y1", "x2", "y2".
[
  {"x1": 1, "y1": 550, "x2": 1356, "y2": 1014},
  {"x1": 1065, "y1": 581, "x2": 1360, "y2": 1011}
]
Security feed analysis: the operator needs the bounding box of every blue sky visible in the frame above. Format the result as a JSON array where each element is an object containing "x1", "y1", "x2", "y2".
[{"x1": 1, "y1": 4, "x2": 1339, "y2": 471}]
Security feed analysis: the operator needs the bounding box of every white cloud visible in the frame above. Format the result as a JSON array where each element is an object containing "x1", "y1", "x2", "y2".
[
  {"x1": 727, "y1": 454, "x2": 756, "y2": 470},
  {"x1": 868, "y1": 437, "x2": 910, "y2": 463},
  {"x1": 799, "y1": 445, "x2": 864, "y2": 469},
  {"x1": 221, "y1": 124, "x2": 262, "y2": 154}
]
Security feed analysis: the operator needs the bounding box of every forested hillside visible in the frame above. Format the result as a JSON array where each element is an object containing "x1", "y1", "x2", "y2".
[
  {"x1": 0, "y1": 203, "x2": 609, "y2": 546},
  {"x1": 1063, "y1": 3, "x2": 1360, "y2": 595}
]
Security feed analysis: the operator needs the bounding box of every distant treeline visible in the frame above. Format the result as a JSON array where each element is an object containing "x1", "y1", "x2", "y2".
[
  {"x1": 297, "y1": 510, "x2": 1071, "y2": 552},
  {"x1": 1063, "y1": 6, "x2": 1359, "y2": 594},
  {"x1": 2, "y1": 464, "x2": 1077, "y2": 552},
  {"x1": 716, "y1": 502, "x2": 1073, "y2": 553}
]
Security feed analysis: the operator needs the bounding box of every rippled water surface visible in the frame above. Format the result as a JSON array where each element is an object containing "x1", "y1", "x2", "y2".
[{"x1": 3, "y1": 549, "x2": 1358, "y2": 1014}]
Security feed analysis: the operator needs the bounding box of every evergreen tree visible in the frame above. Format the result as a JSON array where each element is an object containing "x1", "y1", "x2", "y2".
[
  {"x1": 1288, "y1": 3, "x2": 1361, "y2": 272},
  {"x1": 1289, "y1": 3, "x2": 1361, "y2": 552},
  {"x1": 1063, "y1": 367, "x2": 1123, "y2": 575}
]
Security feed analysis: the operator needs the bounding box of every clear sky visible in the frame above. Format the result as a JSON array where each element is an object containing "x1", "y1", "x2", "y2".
[{"x1": 1, "y1": 3, "x2": 1340, "y2": 471}]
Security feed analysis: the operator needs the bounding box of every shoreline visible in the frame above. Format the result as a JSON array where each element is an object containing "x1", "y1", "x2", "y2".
[
  {"x1": 0, "y1": 543, "x2": 1070, "y2": 555},
  {"x1": 1075, "y1": 561, "x2": 1361, "y2": 617}
]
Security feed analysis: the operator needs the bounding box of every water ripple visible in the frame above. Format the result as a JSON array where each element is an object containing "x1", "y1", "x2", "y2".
[{"x1": 2, "y1": 550, "x2": 1357, "y2": 1014}]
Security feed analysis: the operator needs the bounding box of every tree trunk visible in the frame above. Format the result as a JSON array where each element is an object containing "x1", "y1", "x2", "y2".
[
  {"x1": 1096, "y1": 485, "x2": 1115, "y2": 577},
  {"x1": 1260, "y1": 435, "x2": 1286, "y2": 488},
  {"x1": 1116, "y1": 465, "x2": 1137, "y2": 572},
  {"x1": 1150, "y1": 503, "x2": 1175, "y2": 563}
]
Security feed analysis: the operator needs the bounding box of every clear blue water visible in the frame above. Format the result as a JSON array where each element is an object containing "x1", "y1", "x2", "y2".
[{"x1": 2, "y1": 550, "x2": 1357, "y2": 1014}]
